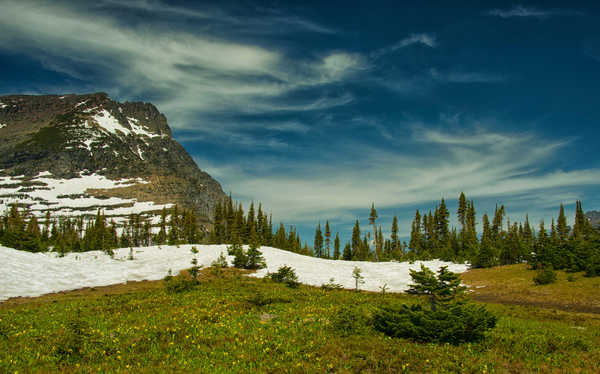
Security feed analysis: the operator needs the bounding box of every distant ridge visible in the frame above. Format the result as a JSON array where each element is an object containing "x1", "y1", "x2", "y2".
[{"x1": 585, "y1": 210, "x2": 600, "y2": 229}]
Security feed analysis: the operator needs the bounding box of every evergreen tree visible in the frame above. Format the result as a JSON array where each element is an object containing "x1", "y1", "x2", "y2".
[
  {"x1": 156, "y1": 207, "x2": 167, "y2": 245},
  {"x1": 473, "y1": 214, "x2": 495, "y2": 268},
  {"x1": 369, "y1": 203, "x2": 379, "y2": 261},
  {"x1": 457, "y1": 192, "x2": 467, "y2": 230},
  {"x1": 324, "y1": 220, "x2": 331, "y2": 257},
  {"x1": 314, "y1": 222, "x2": 324, "y2": 258},
  {"x1": 409, "y1": 210, "x2": 423, "y2": 255},
  {"x1": 557, "y1": 204, "x2": 569, "y2": 241},
  {"x1": 351, "y1": 219, "x2": 362, "y2": 260},
  {"x1": 391, "y1": 215, "x2": 399, "y2": 254},
  {"x1": 333, "y1": 233, "x2": 341, "y2": 260},
  {"x1": 342, "y1": 242, "x2": 352, "y2": 261}
]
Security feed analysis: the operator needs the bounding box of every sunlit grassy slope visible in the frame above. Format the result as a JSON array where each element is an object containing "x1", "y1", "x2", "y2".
[
  {"x1": 462, "y1": 263, "x2": 600, "y2": 314},
  {"x1": 1, "y1": 266, "x2": 599, "y2": 373}
]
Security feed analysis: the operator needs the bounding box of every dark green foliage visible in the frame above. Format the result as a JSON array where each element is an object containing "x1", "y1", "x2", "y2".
[
  {"x1": 314, "y1": 222, "x2": 324, "y2": 258},
  {"x1": 228, "y1": 232, "x2": 266, "y2": 270},
  {"x1": 211, "y1": 252, "x2": 228, "y2": 268},
  {"x1": 0, "y1": 204, "x2": 202, "y2": 255},
  {"x1": 333, "y1": 233, "x2": 341, "y2": 260},
  {"x1": 533, "y1": 265, "x2": 557, "y2": 285},
  {"x1": 246, "y1": 291, "x2": 291, "y2": 307},
  {"x1": 321, "y1": 278, "x2": 343, "y2": 291},
  {"x1": 246, "y1": 231, "x2": 266, "y2": 269},
  {"x1": 228, "y1": 240, "x2": 248, "y2": 269},
  {"x1": 54, "y1": 310, "x2": 91, "y2": 362},
  {"x1": 164, "y1": 276, "x2": 197, "y2": 293},
  {"x1": 267, "y1": 265, "x2": 299, "y2": 288},
  {"x1": 373, "y1": 302, "x2": 497, "y2": 344},
  {"x1": 406, "y1": 265, "x2": 467, "y2": 308},
  {"x1": 585, "y1": 254, "x2": 600, "y2": 277},
  {"x1": 331, "y1": 305, "x2": 371, "y2": 337},
  {"x1": 374, "y1": 265, "x2": 496, "y2": 344}
]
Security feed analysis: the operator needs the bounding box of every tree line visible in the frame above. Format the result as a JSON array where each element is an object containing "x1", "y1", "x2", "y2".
[
  {"x1": 3, "y1": 192, "x2": 599, "y2": 277},
  {"x1": 0, "y1": 204, "x2": 203, "y2": 255},
  {"x1": 310, "y1": 193, "x2": 600, "y2": 277}
]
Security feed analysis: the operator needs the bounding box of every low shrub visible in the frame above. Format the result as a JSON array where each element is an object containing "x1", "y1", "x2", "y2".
[
  {"x1": 246, "y1": 291, "x2": 291, "y2": 307},
  {"x1": 164, "y1": 276, "x2": 197, "y2": 294},
  {"x1": 533, "y1": 266, "x2": 557, "y2": 285},
  {"x1": 267, "y1": 265, "x2": 299, "y2": 288},
  {"x1": 373, "y1": 265, "x2": 496, "y2": 344},
  {"x1": 373, "y1": 302, "x2": 497, "y2": 344},
  {"x1": 228, "y1": 241, "x2": 266, "y2": 270},
  {"x1": 321, "y1": 278, "x2": 343, "y2": 291},
  {"x1": 331, "y1": 305, "x2": 371, "y2": 337},
  {"x1": 54, "y1": 310, "x2": 91, "y2": 362},
  {"x1": 211, "y1": 252, "x2": 228, "y2": 268}
]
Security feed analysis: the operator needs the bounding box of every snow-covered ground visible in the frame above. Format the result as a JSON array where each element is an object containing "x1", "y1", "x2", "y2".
[
  {"x1": 0, "y1": 171, "x2": 173, "y2": 221},
  {"x1": 0, "y1": 244, "x2": 468, "y2": 302}
]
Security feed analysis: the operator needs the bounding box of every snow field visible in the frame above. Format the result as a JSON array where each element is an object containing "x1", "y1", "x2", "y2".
[{"x1": 0, "y1": 244, "x2": 468, "y2": 302}]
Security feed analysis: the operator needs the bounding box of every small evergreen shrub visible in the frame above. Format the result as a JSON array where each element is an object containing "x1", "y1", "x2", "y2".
[
  {"x1": 352, "y1": 266, "x2": 365, "y2": 291},
  {"x1": 164, "y1": 276, "x2": 197, "y2": 293},
  {"x1": 331, "y1": 305, "x2": 371, "y2": 337},
  {"x1": 268, "y1": 265, "x2": 300, "y2": 288},
  {"x1": 373, "y1": 302, "x2": 497, "y2": 344},
  {"x1": 373, "y1": 265, "x2": 496, "y2": 344},
  {"x1": 321, "y1": 278, "x2": 343, "y2": 291},
  {"x1": 54, "y1": 310, "x2": 91, "y2": 362},
  {"x1": 533, "y1": 266, "x2": 557, "y2": 285},
  {"x1": 227, "y1": 240, "x2": 266, "y2": 270},
  {"x1": 211, "y1": 252, "x2": 228, "y2": 268},
  {"x1": 246, "y1": 291, "x2": 291, "y2": 307},
  {"x1": 584, "y1": 255, "x2": 600, "y2": 277}
]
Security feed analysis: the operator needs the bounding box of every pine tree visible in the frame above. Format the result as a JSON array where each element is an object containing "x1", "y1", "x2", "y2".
[
  {"x1": 436, "y1": 198, "x2": 450, "y2": 244},
  {"x1": 473, "y1": 214, "x2": 495, "y2": 268},
  {"x1": 342, "y1": 242, "x2": 352, "y2": 260},
  {"x1": 324, "y1": 220, "x2": 331, "y2": 258},
  {"x1": 246, "y1": 202, "x2": 255, "y2": 241},
  {"x1": 557, "y1": 204, "x2": 568, "y2": 241},
  {"x1": 369, "y1": 203, "x2": 379, "y2": 261},
  {"x1": 391, "y1": 215, "x2": 399, "y2": 254},
  {"x1": 314, "y1": 222, "x2": 324, "y2": 258},
  {"x1": 351, "y1": 219, "x2": 361, "y2": 260},
  {"x1": 409, "y1": 210, "x2": 422, "y2": 255},
  {"x1": 333, "y1": 233, "x2": 341, "y2": 260},
  {"x1": 457, "y1": 192, "x2": 467, "y2": 230}
]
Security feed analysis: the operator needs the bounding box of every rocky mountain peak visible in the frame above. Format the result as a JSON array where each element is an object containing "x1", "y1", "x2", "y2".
[{"x1": 0, "y1": 93, "x2": 225, "y2": 226}]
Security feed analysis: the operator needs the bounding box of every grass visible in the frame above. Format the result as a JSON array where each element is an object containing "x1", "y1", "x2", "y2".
[
  {"x1": 0, "y1": 266, "x2": 599, "y2": 373},
  {"x1": 461, "y1": 263, "x2": 600, "y2": 314}
]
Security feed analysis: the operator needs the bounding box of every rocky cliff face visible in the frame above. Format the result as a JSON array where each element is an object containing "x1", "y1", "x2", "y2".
[
  {"x1": 585, "y1": 211, "x2": 600, "y2": 230},
  {"x1": 0, "y1": 93, "x2": 226, "y2": 224}
]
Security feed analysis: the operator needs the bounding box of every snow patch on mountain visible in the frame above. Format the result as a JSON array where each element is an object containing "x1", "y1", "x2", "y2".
[
  {"x1": 0, "y1": 244, "x2": 469, "y2": 302},
  {"x1": 0, "y1": 172, "x2": 172, "y2": 221},
  {"x1": 93, "y1": 109, "x2": 131, "y2": 136}
]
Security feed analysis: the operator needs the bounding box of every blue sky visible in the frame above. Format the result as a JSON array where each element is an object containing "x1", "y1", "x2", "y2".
[{"x1": 1, "y1": 0, "x2": 599, "y2": 245}]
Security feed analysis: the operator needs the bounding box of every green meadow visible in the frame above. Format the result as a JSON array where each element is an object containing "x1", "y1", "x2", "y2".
[{"x1": 1, "y1": 266, "x2": 599, "y2": 373}]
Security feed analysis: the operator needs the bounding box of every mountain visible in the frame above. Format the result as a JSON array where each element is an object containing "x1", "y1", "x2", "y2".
[
  {"x1": 585, "y1": 210, "x2": 600, "y2": 230},
  {"x1": 0, "y1": 92, "x2": 226, "y2": 226}
]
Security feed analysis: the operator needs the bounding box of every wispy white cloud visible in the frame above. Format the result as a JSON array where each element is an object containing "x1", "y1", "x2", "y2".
[
  {"x1": 487, "y1": 5, "x2": 583, "y2": 18},
  {"x1": 371, "y1": 33, "x2": 436, "y2": 59},
  {"x1": 195, "y1": 126, "x2": 600, "y2": 223},
  {"x1": 99, "y1": 0, "x2": 336, "y2": 34},
  {"x1": 0, "y1": 0, "x2": 355, "y2": 133}
]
